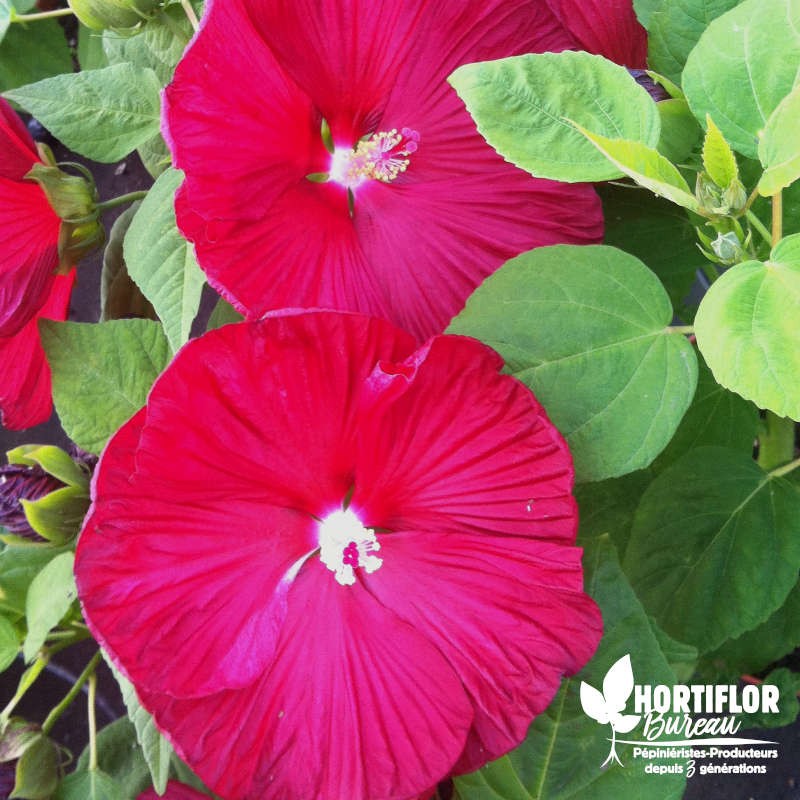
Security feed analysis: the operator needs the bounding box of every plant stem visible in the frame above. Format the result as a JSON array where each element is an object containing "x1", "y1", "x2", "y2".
[
  {"x1": 770, "y1": 455, "x2": 800, "y2": 479},
  {"x1": 666, "y1": 325, "x2": 695, "y2": 335},
  {"x1": 772, "y1": 190, "x2": 783, "y2": 246},
  {"x1": 41, "y1": 650, "x2": 102, "y2": 735},
  {"x1": 0, "y1": 655, "x2": 49, "y2": 722},
  {"x1": 759, "y1": 413, "x2": 796, "y2": 471},
  {"x1": 88, "y1": 672, "x2": 98, "y2": 771},
  {"x1": 96, "y1": 190, "x2": 149, "y2": 211},
  {"x1": 11, "y1": 7, "x2": 74, "y2": 21},
  {"x1": 745, "y1": 209, "x2": 773, "y2": 248},
  {"x1": 179, "y1": 0, "x2": 199, "y2": 30}
]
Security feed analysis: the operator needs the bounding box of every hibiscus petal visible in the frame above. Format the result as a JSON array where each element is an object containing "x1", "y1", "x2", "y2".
[
  {"x1": 363, "y1": 530, "x2": 602, "y2": 772},
  {"x1": 0, "y1": 99, "x2": 40, "y2": 181},
  {"x1": 354, "y1": 335, "x2": 577, "y2": 541},
  {"x1": 0, "y1": 178, "x2": 60, "y2": 336},
  {"x1": 138, "y1": 781, "x2": 209, "y2": 800},
  {"x1": 139, "y1": 561, "x2": 473, "y2": 800},
  {"x1": 545, "y1": 0, "x2": 648, "y2": 68},
  {"x1": 0, "y1": 269, "x2": 73, "y2": 430}
]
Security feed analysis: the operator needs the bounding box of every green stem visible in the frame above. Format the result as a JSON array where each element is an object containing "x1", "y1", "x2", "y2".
[
  {"x1": 667, "y1": 325, "x2": 695, "y2": 335},
  {"x1": 745, "y1": 209, "x2": 773, "y2": 248},
  {"x1": 11, "y1": 7, "x2": 74, "y2": 22},
  {"x1": 0, "y1": 655, "x2": 49, "y2": 722},
  {"x1": 179, "y1": 0, "x2": 199, "y2": 30},
  {"x1": 41, "y1": 651, "x2": 102, "y2": 736},
  {"x1": 88, "y1": 673, "x2": 98, "y2": 771},
  {"x1": 772, "y1": 190, "x2": 783, "y2": 246},
  {"x1": 771, "y1": 456, "x2": 800, "y2": 479},
  {"x1": 96, "y1": 190, "x2": 148, "y2": 211},
  {"x1": 758, "y1": 412, "x2": 795, "y2": 471}
]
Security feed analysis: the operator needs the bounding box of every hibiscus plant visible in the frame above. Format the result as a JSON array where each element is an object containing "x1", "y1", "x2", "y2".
[{"x1": 0, "y1": 1, "x2": 799, "y2": 799}]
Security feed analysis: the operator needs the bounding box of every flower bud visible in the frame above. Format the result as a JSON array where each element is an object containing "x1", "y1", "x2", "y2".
[
  {"x1": 24, "y1": 161, "x2": 104, "y2": 271},
  {"x1": 711, "y1": 231, "x2": 746, "y2": 265},
  {"x1": 68, "y1": 0, "x2": 160, "y2": 30}
]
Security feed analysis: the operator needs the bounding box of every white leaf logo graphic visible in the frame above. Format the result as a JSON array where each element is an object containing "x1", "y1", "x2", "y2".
[{"x1": 580, "y1": 654, "x2": 641, "y2": 767}]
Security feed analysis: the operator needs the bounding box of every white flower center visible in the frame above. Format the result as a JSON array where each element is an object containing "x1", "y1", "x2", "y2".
[
  {"x1": 318, "y1": 508, "x2": 382, "y2": 586},
  {"x1": 328, "y1": 127, "x2": 420, "y2": 190}
]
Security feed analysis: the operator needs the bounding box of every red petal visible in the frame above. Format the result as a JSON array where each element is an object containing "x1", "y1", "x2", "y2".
[
  {"x1": 137, "y1": 781, "x2": 209, "y2": 800},
  {"x1": 0, "y1": 98, "x2": 40, "y2": 181},
  {"x1": 0, "y1": 178, "x2": 60, "y2": 336},
  {"x1": 353, "y1": 335, "x2": 577, "y2": 541},
  {"x1": 0, "y1": 269, "x2": 73, "y2": 430},
  {"x1": 364, "y1": 531, "x2": 601, "y2": 772},
  {"x1": 546, "y1": 0, "x2": 648, "y2": 68},
  {"x1": 139, "y1": 561, "x2": 473, "y2": 800},
  {"x1": 78, "y1": 313, "x2": 417, "y2": 697}
]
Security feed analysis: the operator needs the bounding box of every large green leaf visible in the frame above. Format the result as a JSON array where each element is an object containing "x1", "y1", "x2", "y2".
[
  {"x1": 758, "y1": 84, "x2": 800, "y2": 196},
  {"x1": 648, "y1": 0, "x2": 743, "y2": 83},
  {"x1": 0, "y1": 545, "x2": 67, "y2": 620},
  {"x1": 0, "y1": 20, "x2": 72, "y2": 94},
  {"x1": 449, "y1": 51, "x2": 660, "y2": 182},
  {"x1": 40, "y1": 319, "x2": 172, "y2": 454},
  {"x1": 124, "y1": 169, "x2": 204, "y2": 352},
  {"x1": 598, "y1": 184, "x2": 700, "y2": 310},
  {"x1": 55, "y1": 771, "x2": 125, "y2": 800},
  {"x1": 455, "y1": 537, "x2": 685, "y2": 800},
  {"x1": 683, "y1": 0, "x2": 800, "y2": 158},
  {"x1": 106, "y1": 657, "x2": 173, "y2": 795},
  {"x1": 634, "y1": 0, "x2": 666, "y2": 27},
  {"x1": 624, "y1": 446, "x2": 800, "y2": 652},
  {"x1": 448, "y1": 244, "x2": 698, "y2": 482},
  {"x1": 0, "y1": 614, "x2": 19, "y2": 672},
  {"x1": 702, "y1": 579, "x2": 800, "y2": 676},
  {"x1": 22, "y1": 551, "x2": 76, "y2": 662},
  {"x1": 695, "y1": 233, "x2": 800, "y2": 419},
  {"x1": 4, "y1": 63, "x2": 161, "y2": 162}
]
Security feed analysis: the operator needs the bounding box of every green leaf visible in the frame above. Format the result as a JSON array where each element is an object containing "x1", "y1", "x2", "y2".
[
  {"x1": 77, "y1": 24, "x2": 108, "y2": 71},
  {"x1": 0, "y1": 20, "x2": 72, "y2": 94},
  {"x1": 683, "y1": 0, "x2": 800, "y2": 159},
  {"x1": 106, "y1": 657, "x2": 173, "y2": 795},
  {"x1": 455, "y1": 537, "x2": 686, "y2": 800},
  {"x1": 0, "y1": 614, "x2": 20, "y2": 672},
  {"x1": 737, "y1": 669, "x2": 800, "y2": 729},
  {"x1": 103, "y1": 4, "x2": 191, "y2": 85},
  {"x1": 648, "y1": 0, "x2": 743, "y2": 84},
  {"x1": 634, "y1": 0, "x2": 666, "y2": 27},
  {"x1": 4, "y1": 63, "x2": 161, "y2": 163},
  {"x1": 758, "y1": 84, "x2": 800, "y2": 195},
  {"x1": 137, "y1": 132, "x2": 171, "y2": 179},
  {"x1": 207, "y1": 297, "x2": 243, "y2": 331},
  {"x1": 449, "y1": 51, "x2": 661, "y2": 182},
  {"x1": 0, "y1": 0, "x2": 12, "y2": 46},
  {"x1": 702, "y1": 115, "x2": 739, "y2": 187},
  {"x1": 624, "y1": 446, "x2": 800, "y2": 652},
  {"x1": 23, "y1": 551, "x2": 76, "y2": 662},
  {"x1": 21, "y1": 486, "x2": 89, "y2": 545},
  {"x1": 11, "y1": 734, "x2": 58, "y2": 799},
  {"x1": 0, "y1": 546, "x2": 67, "y2": 620},
  {"x1": 648, "y1": 619, "x2": 698, "y2": 683},
  {"x1": 40, "y1": 319, "x2": 172, "y2": 454},
  {"x1": 598, "y1": 184, "x2": 700, "y2": 310},
  {"x1": 124, "y1": 168, "x2": 205, "y2": 352},
  {"x1": 573, "y1": 125, "x2": 701, "y2": 213},
  {"x1": 703, "y1": 579, "x2": 800, "y2": 676},
  {"x1": 695, "y1": 233, "x2": 800, "y2": 419},
  {"x1": 656, "y1": 98, "x2": 702, "y2": 163},
  {"x1": 6, "y1": 444, "x2": 89, "y2": 489},
  {"x1": 75, "y1": 718, "x2": 153, "y2": 800},
  {"x1": 55, "y1": 770, "x2": 125, "y2": 800},
  {"x1": 100, "y1": 202, "x2": 154, "y2": 322},
  {"x1": 448, "y1": 244, "x2": 698, "y2": 482}
]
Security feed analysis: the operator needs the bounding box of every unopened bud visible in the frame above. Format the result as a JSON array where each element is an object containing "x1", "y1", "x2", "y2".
[{"x1": 68, "y1": 0, "x2": 160, "y2": 30}]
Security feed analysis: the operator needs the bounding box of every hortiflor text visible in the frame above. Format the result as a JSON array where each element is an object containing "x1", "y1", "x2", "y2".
[{"x1": 634, "y1": 684, "x2": 779, "y2": 715}]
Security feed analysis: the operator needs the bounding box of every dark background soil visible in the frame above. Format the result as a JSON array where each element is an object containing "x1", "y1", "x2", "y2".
[{"x1": 0, "y1": 128, "x2": 798, "y2": 799}]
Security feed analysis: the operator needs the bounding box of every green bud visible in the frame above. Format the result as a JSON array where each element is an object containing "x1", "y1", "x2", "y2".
[
  {"x1": 9, "y1": 733, "x2": 58, "y2": 800},
  {"x1": 25, "y1": 162, "x2": 104, "y2": 270},
  {"x1": 695, "y1": 172, "x2": 747, "y2": 218},
  {"x1": 68, "y1": 0, "x2": 160, "y2": 30},
  {"x1": 710, "y1": 231, "x2": 745, "y2": 264}
]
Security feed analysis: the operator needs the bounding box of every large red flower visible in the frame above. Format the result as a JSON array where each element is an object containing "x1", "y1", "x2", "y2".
[
  {"x1": 76, "y1": 310, "x2": 602, "y2": 800},
  {"x1": 164, "y1": 0, "x2": 608, "y2": 341},
  {"x1": 138, "y1": 782, "x2": 209, "y2": 800},
  {"x1": 0, "y1": 98, "x2": 75, "y2": 430}
]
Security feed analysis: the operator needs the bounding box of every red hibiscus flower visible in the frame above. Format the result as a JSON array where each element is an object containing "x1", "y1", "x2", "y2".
[
  {"x1": 76, "y1": 310, "x2": 602, "y2": 800},
  {"x1": 164, "y1": 0, "x2": 607, "y2": 341},
  {"x1": 138, "y1": 781, "x2": 210, "y2": 800},
  {"x1": 0, "y1": 98, "x2": 76, "y2": 430}
]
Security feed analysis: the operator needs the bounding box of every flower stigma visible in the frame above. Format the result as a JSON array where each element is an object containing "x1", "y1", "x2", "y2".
[
  {"x1": 318, "y1": 507, "x2": 382, "y2": 586},
  {"x1": 328, "y1": 127, "x2": 420, "y2": 190}
]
